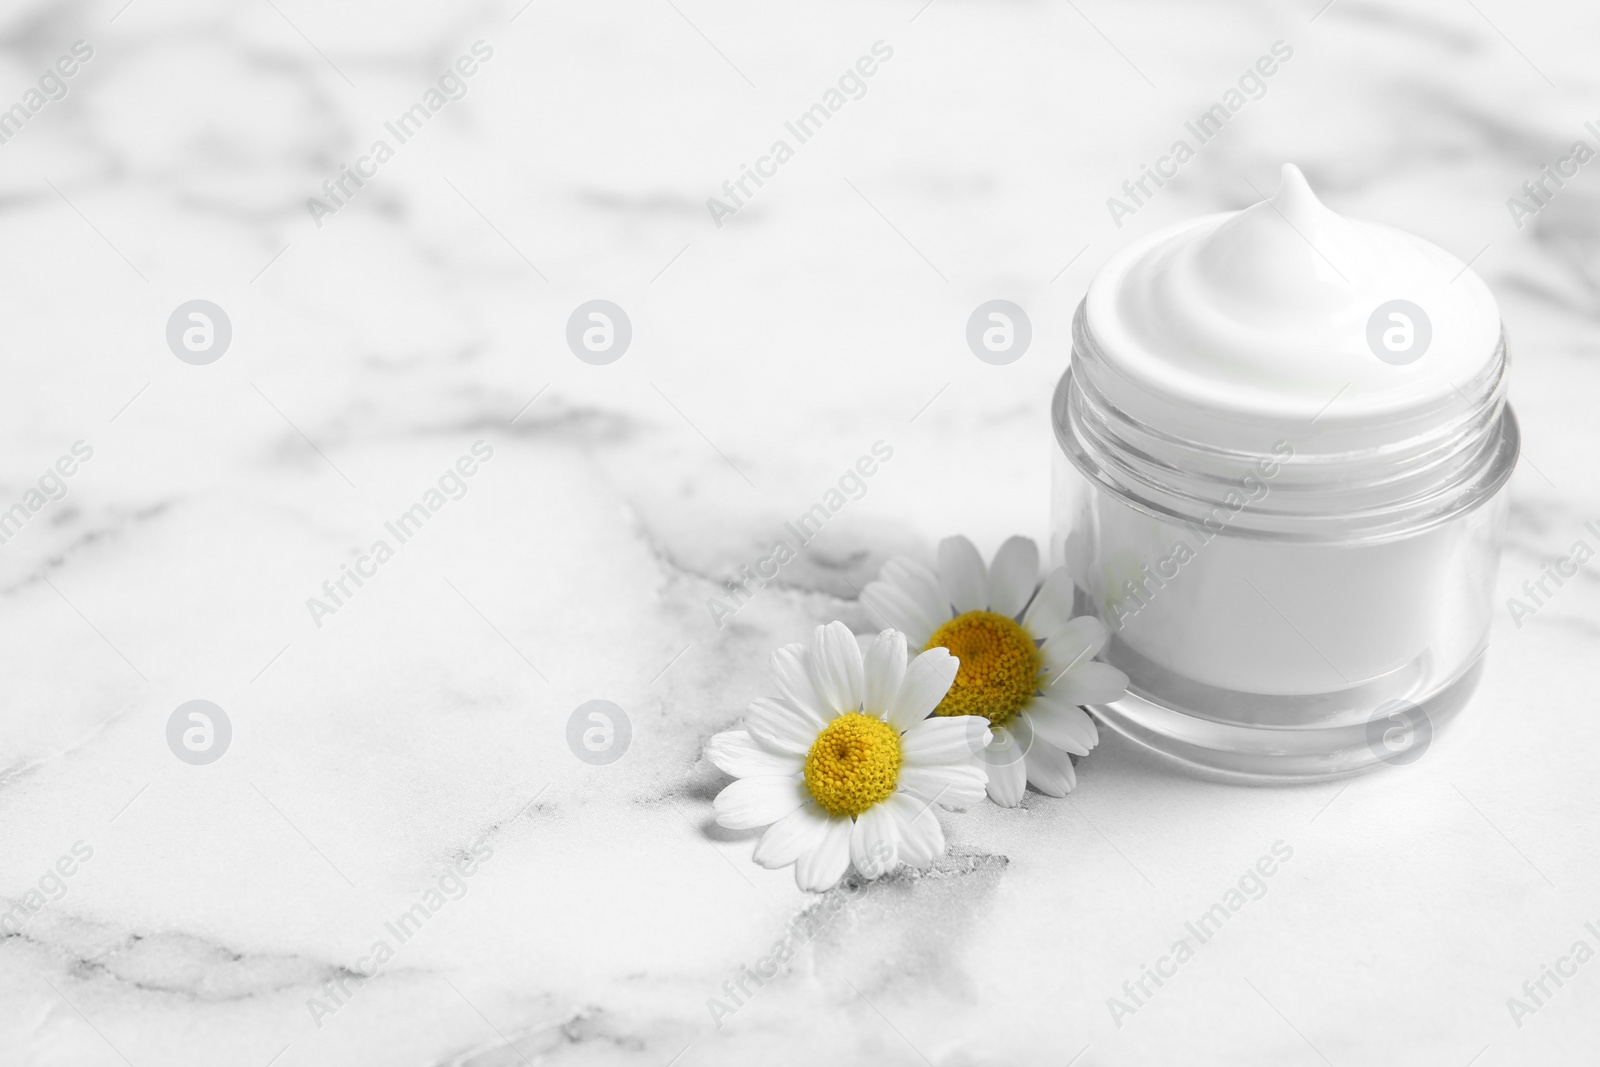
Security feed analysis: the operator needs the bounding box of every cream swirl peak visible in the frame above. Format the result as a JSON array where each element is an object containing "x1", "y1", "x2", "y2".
[{"x1": 1080, "y1": 163, "x2": 1503, "y2": 452}]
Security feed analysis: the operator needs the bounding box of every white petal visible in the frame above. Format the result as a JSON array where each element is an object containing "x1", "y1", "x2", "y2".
[
  {"x1": 885, "y1": 647, "x2": 959, "y2": 731},
  {"x1": 753, "y1": 801, "x2": 833, "y2": 869},
  {"x1": 850, "y1": 804, "x2": 899, "y2": 878},
  {"x1": 862, "y1": 629, "x2": 907, "y2": 718},
  {"x1": 883, "y1": 558, "x2": 952, "y2": 632},
  {"x1": 1039, "y1": 616, "x2": 1110, "y2": 671},
  {"x1": 712, "y1": 775, "x2": 807, "y2": 830},
  {"x1": 986, "y1": 536, "x2": 1039, "y2": 619},
  {"x1": 980, "y1": 724, "x2": 1029, "y2": 807},
  {"x1": 882, "y1": 557, "x2": 941, "y2": 593},
  {"x1": 899, "y1": 714, "x2": 992, "y2": 765},
  {"x1": 808, "y1": 622, "x2": 865, "y2": 718},
  {"x1": 936, "y1": 536, "x2": 989, "y2": 613},
  {"x1": 1024, "y1": 699, "x2": 1099, "y2": 756},
  {"x1": 860, "y1": 584, "x2": 936, "y2": 648},
  {"x1": 770, "y1": 644, "x2": 828, "y2": 723},
  {"x1": 898, "y1": 763, "x2": 988, "y2": 809},
  {"x1": 1021, "y1": 566, "x2": 1078, "y2": 639},
  {"x1": 885, "y1": 792, "x2": 945, "y2": 868},
  {"x1": 1023, "y1": 736, "x2": 1078, "y2": 797},
  {"x1": 707, "y1": 729, "x2": 805, "y2": 777},
  {"x1": 1043, "y1": 661, "x2": 1130, "y2": 705},
  {"x1": 794, "y1": 814, "x2": 853, "y2": 891},
  {"x1": 745, "y1": 697, "x2": 822, "y2": 755}
]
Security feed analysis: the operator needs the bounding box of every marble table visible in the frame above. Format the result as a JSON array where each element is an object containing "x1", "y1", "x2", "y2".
[{"x1": 2, "y1": 0, "x2": 1597, "y2": 1063}]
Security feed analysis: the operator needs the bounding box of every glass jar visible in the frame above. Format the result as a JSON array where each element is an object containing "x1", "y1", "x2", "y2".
[{"x1": 1052, "y1": 303, "x2": 1518, "y2": 782}]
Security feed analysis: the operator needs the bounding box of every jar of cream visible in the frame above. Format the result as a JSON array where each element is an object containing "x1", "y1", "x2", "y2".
[{"x1": 1052, "y1": 164, "x2": 1518, "y2": 782}]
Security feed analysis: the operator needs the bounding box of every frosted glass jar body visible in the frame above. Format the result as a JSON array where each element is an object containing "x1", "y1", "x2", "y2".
[{"x1": 1051, "y1": 352, "x2": 1517, "y2": 782}]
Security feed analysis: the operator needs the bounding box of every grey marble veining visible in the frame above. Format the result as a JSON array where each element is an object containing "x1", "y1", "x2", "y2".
[{"x1": 1, "y1": 0, "x2": 1598, "y2": 1064}]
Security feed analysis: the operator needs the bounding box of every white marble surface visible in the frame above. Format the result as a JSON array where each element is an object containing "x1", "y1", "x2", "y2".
[{"x1": 1, "y1": 0, "x2": 1598, "y2": 1064}]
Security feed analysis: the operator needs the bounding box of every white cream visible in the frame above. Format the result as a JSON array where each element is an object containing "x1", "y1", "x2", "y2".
[
  {"x1": 1082, "y1": 164, "x2": 1502, "y2": 450},
  {"x1": 1052, "y1": 164, "x2": 1519, "y2": 781}
]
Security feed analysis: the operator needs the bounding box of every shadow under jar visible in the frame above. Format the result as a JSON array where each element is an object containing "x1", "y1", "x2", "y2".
[{"x1": 1050, "y1": 165, "x2": 1519, "y2": 783}]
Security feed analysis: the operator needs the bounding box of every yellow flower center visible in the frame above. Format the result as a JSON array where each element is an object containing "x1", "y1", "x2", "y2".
[
  {"x1": 924, "y1": 610, "x2": 1041, "y2": 726},
  {"x1": 803, "y1": 713, "x2": 902, "y2": 818}
]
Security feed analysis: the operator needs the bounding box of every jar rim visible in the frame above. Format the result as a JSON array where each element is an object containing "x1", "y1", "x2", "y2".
[{"x1": 1053, "y1": 342, "x2": 1520, "y2": 543}]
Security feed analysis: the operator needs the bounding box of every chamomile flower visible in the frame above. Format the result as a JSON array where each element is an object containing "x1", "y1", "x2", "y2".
[
  {"x1": 860, "y1": 535, "x2": 1129, "y2": 806},
  {"x1": 707, "y1": 622, "x2": 992, "y2": 891}
]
